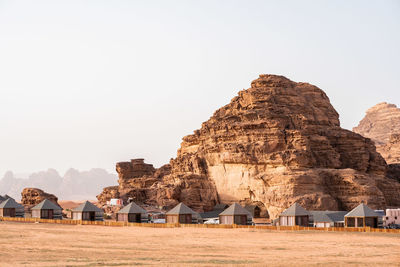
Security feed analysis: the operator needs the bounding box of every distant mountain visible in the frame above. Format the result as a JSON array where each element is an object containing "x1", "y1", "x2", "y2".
[{"x1": 0, "y1": 168, "x2": 118, "y2": 201}]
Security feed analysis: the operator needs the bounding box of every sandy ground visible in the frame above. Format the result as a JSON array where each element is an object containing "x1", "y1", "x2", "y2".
[
  {"x1": 0, "y1": 221, "x2": 399, "y2": 266},
  {"x1": 58, "y1": 201, "x2": 85, "y2": 210}
]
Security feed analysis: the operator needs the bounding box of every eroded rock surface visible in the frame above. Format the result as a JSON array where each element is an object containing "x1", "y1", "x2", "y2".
[
  {"x1": 376, "y1": 134, "x2": 400, "y2": 165},
  {"x1": 98, "y1": 75, "x2": 400, "y2": 217},
  {"x1": 21, "y1": 188, "x2": 59, "y2": 209},
  {"x1": 97, "y1": 159, "x2": 218, "y2": 211},
  {"x1": 353, "y1": 102, "x2": 400, "y2": 164}
]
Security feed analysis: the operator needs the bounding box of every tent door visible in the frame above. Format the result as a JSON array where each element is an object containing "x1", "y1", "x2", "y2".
[{"x1": 128, "y1": 213, "x2": 141, "y2": 223}]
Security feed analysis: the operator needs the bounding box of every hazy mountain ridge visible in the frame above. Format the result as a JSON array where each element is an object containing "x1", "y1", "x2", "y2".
[{"x1": 0, "y1": 168, "x2": 118, "y2": 201}]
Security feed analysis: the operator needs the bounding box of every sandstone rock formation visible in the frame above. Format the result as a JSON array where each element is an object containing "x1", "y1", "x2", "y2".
[
  {"x1": 353, "y1": 102, "x2": 400, "y2": 164},
  {"x1": 21, "y1": 188, "x2": 59, "y2": 208},
  {"x1": 98, "y1": 75, "x2": 400, "y2": 218},
  {"x1": 97, "y1": 159, "x2": 219, "y2": 211}
]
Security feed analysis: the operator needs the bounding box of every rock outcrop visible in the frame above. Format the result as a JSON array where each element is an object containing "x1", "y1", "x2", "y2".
[
  {"x1": 353, "y1": 102, "x2": 400, "y2": 164},
  {"x1": 97, "y1": 159, "x2": 219, "y2": 211},
  {"x1": 21, "y1": 188, "x2": 59, "y2": 209},
  {"x1": 98, "y1": 75, "x2": 400, "y2": 218}
]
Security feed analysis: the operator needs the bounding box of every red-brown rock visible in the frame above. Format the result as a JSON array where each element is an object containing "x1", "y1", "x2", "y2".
[
  {"x1": 353, "y1": 102, "x2": 400, "y2": 164},
  {"x1": 21, "y1": 188, "x2": 59, "y2": 210},
  {"x1": 97, "y1": 159, "x2": 219, "y2": 212}
]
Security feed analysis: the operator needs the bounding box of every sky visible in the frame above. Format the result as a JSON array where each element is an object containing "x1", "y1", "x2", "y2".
[{"x1": 0, "y1": 0, "x2": 399, "y2": 177}]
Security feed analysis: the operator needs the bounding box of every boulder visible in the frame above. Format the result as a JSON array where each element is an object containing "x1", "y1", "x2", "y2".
[{"x1": 21, "y1": 188, "x2": 59, "y2": 210}]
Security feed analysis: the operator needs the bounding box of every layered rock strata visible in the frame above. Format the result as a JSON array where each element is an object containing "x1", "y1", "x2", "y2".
[
  {"x1": 378, "y1": 134, "x2": 400, "y2": 165},
  {"x1": 353, "y1": 102, "x2": 400, "y2": 164},
  {"x1": 99, "y1": 75, "x2": 400, "y2": 218}
]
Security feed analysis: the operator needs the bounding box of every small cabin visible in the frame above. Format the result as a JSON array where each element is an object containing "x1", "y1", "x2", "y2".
[
  {"x1": 278, "y1": 203, "x2": 310, "y2": 227},
  {"x1": 199, "y1": 204, "x2": 229, "y2": 221},
  {"x1": 72, "y1": 201, "x2": 104, "y2": 221},
  {"x1": 166, "y1": 203, "x2": 197, "y2": 224},
  {"x1": 345, "y1": 203, "x2": 379, "y2": 228},
  {"x1": 245, "y1": 205, "x2": 261, "y2": 218},
  {"x1": 31, "y1": 199, "x2": 63, "y2": 220},
  {"x1": 0, "y1": 198, "x2": 24, "y2": 218},
  {"x1": 310, "y1": 211, "x2": 347, "y2": 227},
  {"x1": 219, "y1": 203, "x2": 253, "y2": 225},
  {"x1": 117, "y1": 202, "x2": 148, "y2": 223}
]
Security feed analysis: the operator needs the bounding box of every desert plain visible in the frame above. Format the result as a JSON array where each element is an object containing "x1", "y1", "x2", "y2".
[{"x1": 0, "y1": 221, "x2": 399, "y2": 266}]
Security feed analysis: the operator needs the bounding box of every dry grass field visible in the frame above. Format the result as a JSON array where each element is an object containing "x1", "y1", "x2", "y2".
[{"x1": 0, "y1": 221, "x2": 399, "y2": 266}]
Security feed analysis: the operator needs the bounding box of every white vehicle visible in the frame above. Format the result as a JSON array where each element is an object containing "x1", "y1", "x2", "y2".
[
  {"x1": 152, "y1": 219, "x2": 166, "y2": 224},
  {"x1": 204, "y1": 218, "x2": 219, "y2": 224}
]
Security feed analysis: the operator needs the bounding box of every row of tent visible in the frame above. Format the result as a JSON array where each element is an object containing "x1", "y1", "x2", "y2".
[
  {"x1": 0, "y1": 197, "x2": 104, "y2": 221},
  {"x1": 278, "y1": 203, "x2": 382, "y2": 228},
  {"x1": 86, "y1": 202, "x2": 252, "y2": 224},
  {"x1": 0, "y1": 196, "x2": 253, "y2": 225},
  {"x1": 164, "y1": 202, "x2": 252, "y2": 224},
  {"x1": 1, "y1": 196, "x2": 381, "y2": 228}
]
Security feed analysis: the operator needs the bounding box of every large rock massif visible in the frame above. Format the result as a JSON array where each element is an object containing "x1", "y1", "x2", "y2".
[
  {"x1": 98, "y1": 75, "x2": 400, "y2": 218},
  {"x1": 353, "y1": 102, "x2": 400, "y2": 164}
]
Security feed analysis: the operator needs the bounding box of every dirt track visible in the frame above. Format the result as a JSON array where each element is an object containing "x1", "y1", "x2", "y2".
[{"x1": 0, "y1": 221, "x2": 399, "y2": 266}]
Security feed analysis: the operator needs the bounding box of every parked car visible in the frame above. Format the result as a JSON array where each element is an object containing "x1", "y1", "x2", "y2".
[{"x1": 204, "y1": 218, "x2": 219, "y2": 224}]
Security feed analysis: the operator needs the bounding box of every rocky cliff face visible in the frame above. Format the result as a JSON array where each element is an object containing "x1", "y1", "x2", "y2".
[
  {"x1": 378, "y1": 134, "x2": 400, "y2": 165},
  {"x1": 98, "y1": 75, "x2": 400, "y2": 218},
  {"x1": 353, "y1": 102, "x2": 400, "y2": 164},
  {"x1": 21, "y1": 188, "x2": 59, "y2": 209}
]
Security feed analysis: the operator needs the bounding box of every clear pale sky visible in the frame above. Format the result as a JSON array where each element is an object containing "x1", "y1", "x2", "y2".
[{"x1": 0, "y1": 0, "x2": 399, "y2": 176}]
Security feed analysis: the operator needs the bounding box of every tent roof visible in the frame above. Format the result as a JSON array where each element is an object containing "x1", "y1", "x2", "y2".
[
  {"x1": 213, "y1": 204, "x2": 229, "y2": 210},
  {"x1": 166, "y1": 203, "x2": 196, "y2": 215},
  {"x1": 117, "y1": 202, "x2": 147, "y2": 214},
  {"x1": 72, "y1": 201, "x2": 103, "y2": 212},
  {"x1": 345, "y1": 203, "x2": 379, "y2": 217},
  {"x1": 200, "y1": 210, "x2": 224, "y2": 220},
  {"x1": 0, "y1": 198, "x2": 23, "y2": 209},
  {"x1": 32, "y1": 199, "x2": 62, "y2": 211},
  {"x1": 279, "y1": 203, "x2": 310, "y2": 216},
  {"x1": 219, "y1": 203, "x2": 252, "y2": 216},
  {"x1": 0, "y1": 195, "x2": 12, "y2": 202},
  {"x1": 310, "y1": 211, "x2": 347, "y2": 223}
]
